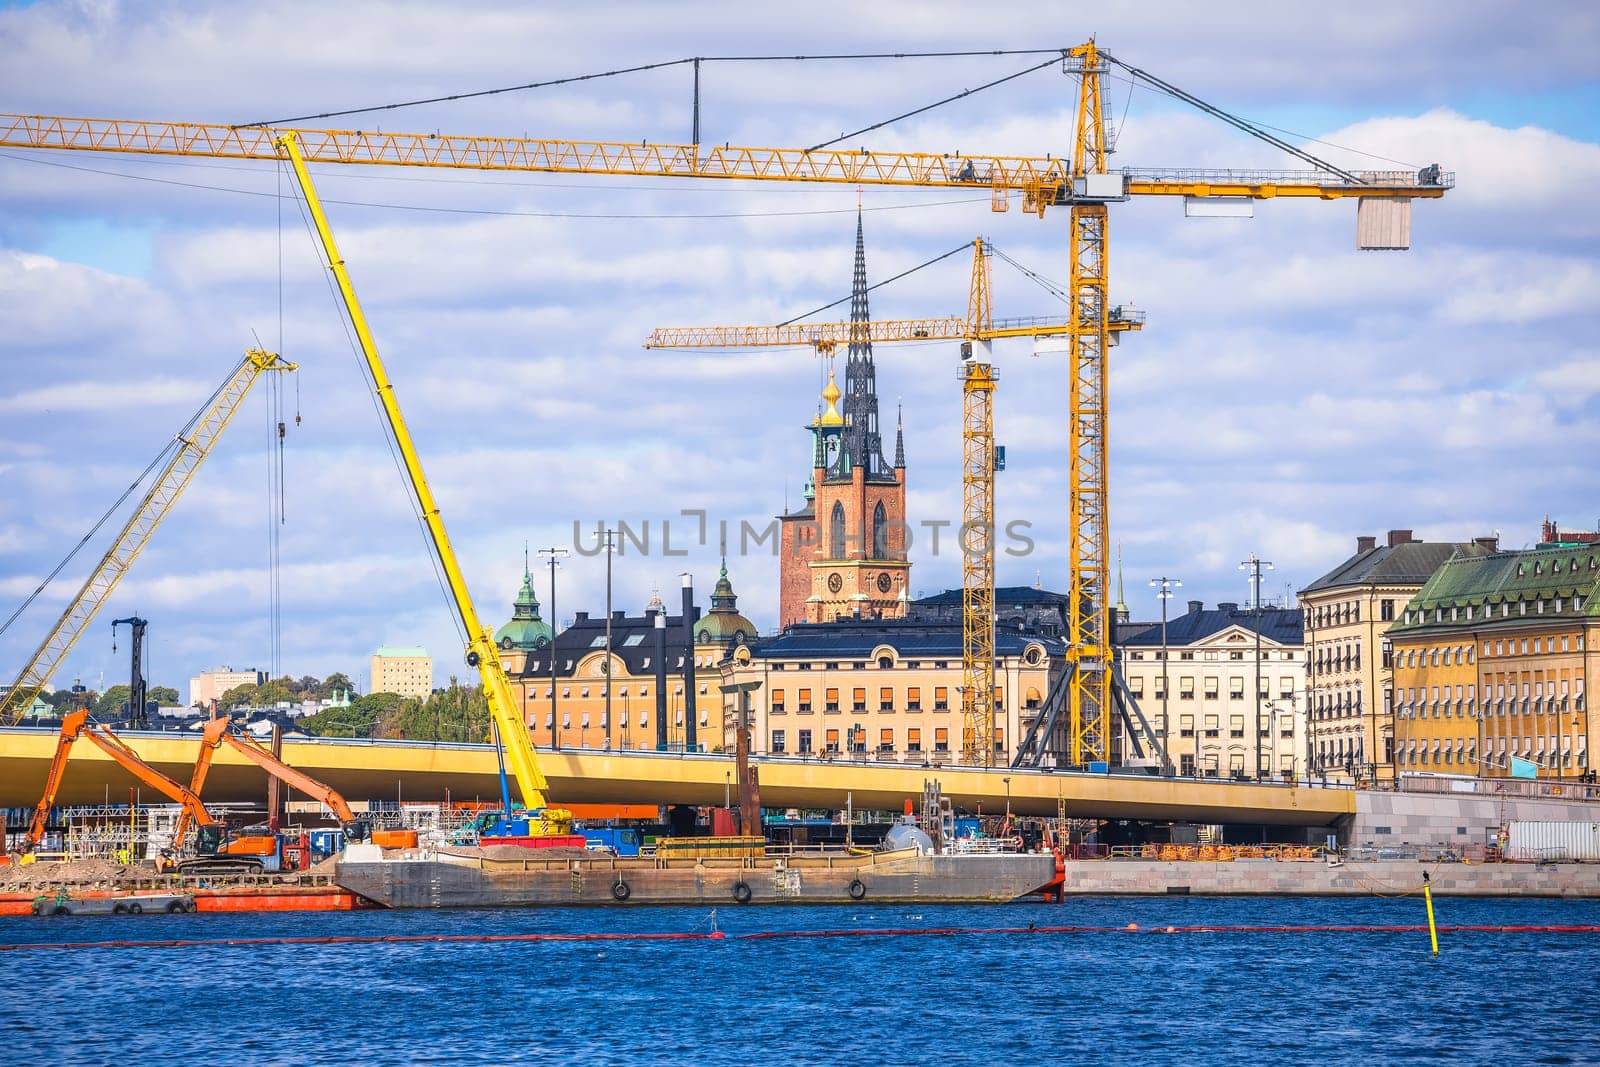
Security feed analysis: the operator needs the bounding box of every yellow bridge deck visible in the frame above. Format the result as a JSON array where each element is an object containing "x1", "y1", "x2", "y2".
[{"x1": 0, "y1": 729, "x2": 1352, "y2": 826}]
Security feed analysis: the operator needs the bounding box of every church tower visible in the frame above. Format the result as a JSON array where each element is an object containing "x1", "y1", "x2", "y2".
[{"x1": 777, "y1": 213, "x2": 911, "y2": 626}]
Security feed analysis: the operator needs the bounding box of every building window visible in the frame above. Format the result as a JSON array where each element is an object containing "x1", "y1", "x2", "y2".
[
  {"x1": 872, "y1": 501, "x2": 888, "y2": 559},
  {"x1": 1180, "y1": 678, "x2": 1195, "y2": 700},
  {"x1": 909, "y1": 687, "x2": 924, "y2": 712},
  {"x1": 1204, "y1": 715, "x2": 1220, "y2": 738},
  {"x1": 1381, "y1": 599, "x2": 1394, "y2": 622},
  {"x1": 825, "y1": 728, "x2": 840, "y2": 753},
  {"x1": 1204, "y1": 678, "x2": 1219, "y2": 701},
  {"x1": 878, "y1": 728, "x2": 894, "y2": 753},
  {"x1": 798, "y1": 729, "x2": 813, "y2": 754},
  {"x1": 772, "y1": 689, "x2": 786, "y2": 715},
  {"x1": 880, "y1": 686, "x2": 894, "y2": 711},
  {"x1": 797, "y1": 688, "x2": 812, "y2": 713},
  {"x1": 852, "y1": 687, "x2": 867, "y2": 712},
  {"x1": 933, "y1": 727, "x2": 950, "y2": 752},
  {"x1": 1230, "y1": 715, "x2": 1244, "y2": 739},
  {"x1": 772, "y1": 730, "x2": 786, "y2": 753},
  {"x1": 1179, "y1": 715, "x2": 1195, "y2": 738},
  {"x1": 907, "y1": 728, "x2": 922, "y2": 753},
  {"x1": 825, "y1": 688, "x2": 840, "y2": 713},
  {"x1": 830, "y1": 502, "x2": 846, "y2": 559}
]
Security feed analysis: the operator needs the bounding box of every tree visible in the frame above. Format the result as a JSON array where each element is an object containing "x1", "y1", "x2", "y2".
[
  {"x1": 46, "y1": 688, "x2": 96, "y2": 713},
  {"x1": 321, "y1": 672, "x2": 355, "y2": 699},
  {"x1": 300, "y1": 691, "x2": 414, "y2": 739},
  {"x1": 218, "y1": 684, "x2": 256, "y2": 711},
  {"x1": 389, "y1": 679, "x2": 489, "y2": 743},
  {"x1": 94, "y1": 685, "x2": 131, "y2": 718},
  {"x1": 148, "y1": 686, "x2": 180, "y2": 707}
]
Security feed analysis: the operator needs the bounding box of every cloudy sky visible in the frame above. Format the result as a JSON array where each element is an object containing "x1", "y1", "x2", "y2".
[{"x1": 1, "y1": 1, "x2": 1596, "y2": 699}]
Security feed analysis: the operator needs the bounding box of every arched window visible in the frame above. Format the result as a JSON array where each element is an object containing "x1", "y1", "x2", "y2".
[
  {"x1": 830, "y1": 501, "x2": 846, "y2": 558},
  {"x1": 872, "y1": 501, "x2": 888, "y2": 558}
]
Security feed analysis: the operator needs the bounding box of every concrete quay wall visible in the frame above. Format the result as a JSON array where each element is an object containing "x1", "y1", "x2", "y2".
[
  {"x1": 1060, "y1": 859, "x2": 1600, "y2": 897},
  {"x1": 1351, "y1": 790, "x2": 1600, "y2": 848}
]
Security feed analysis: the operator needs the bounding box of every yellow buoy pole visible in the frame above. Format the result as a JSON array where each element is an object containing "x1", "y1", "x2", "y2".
[{"x1": 1422, "y1": 871, "x2": 1439, "y2": 957}]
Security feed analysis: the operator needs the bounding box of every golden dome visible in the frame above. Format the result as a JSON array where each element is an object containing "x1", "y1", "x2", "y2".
[{"x1": 819, "y1": 370, "x2": 845, "y2": 427}]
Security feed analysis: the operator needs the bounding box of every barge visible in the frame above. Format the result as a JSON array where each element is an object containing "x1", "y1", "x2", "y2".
[{"x1": 335, "y1": 843, "x2": 1057, "y2": 908}]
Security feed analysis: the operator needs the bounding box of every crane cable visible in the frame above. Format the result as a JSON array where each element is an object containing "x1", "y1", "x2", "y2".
[
  {"x1": 278, "y1": 159, "x2": 469, "y2": 649},
  {"x1": 0, "y1": 363, "x2": 247, "y2": 640}
]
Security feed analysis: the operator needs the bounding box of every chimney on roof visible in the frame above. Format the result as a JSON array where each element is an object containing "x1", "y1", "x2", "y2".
[
  {"x1": 1356, "y1": 535, "x2": 1377, "y2": 553},
  {"x1": 1218, "y1": 602, "x2": 1239, "y2": 613},
  {"x1": 1386, "y1": 529, "x2": 1415, "y2": 548},
  {"x1": 1187, "y1": 600, "x2": 1203, "y2": 615},
  {"x1": 1473, "y1": 535, "x2": 1500, "y2": 552},
  {"x1": 1543, "y1": 517, "x2": 1556, "y2": 544}
]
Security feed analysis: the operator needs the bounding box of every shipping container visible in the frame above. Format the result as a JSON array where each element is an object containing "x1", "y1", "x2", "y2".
[{"x1": 1506, "y1": 820, "x2": 1600, "y2": 862}]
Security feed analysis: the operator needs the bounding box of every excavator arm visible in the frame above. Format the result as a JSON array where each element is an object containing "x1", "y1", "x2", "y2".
[
  {"x1": 181, "y1": 716, "x2": 367, "y2": 839},
  {"x1": 15, "y1": 709, "x2": 216, "y2": 857}
]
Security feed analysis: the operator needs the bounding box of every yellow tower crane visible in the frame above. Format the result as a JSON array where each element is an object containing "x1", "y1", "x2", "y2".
[
  {"x1": 0, "y1": 348, "x2": 296, "y2": 726},
  {"x1": 645, "y1": 239, "x2": 1142, "y2": 766},
  {"x1": 1, "y1": 38, "x2": 1450, "y2": 767}
]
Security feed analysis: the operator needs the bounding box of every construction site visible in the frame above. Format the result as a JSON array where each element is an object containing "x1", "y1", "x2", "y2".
[{"x1": 3, "y1": 27, "x2": 1599, "y2": 918}]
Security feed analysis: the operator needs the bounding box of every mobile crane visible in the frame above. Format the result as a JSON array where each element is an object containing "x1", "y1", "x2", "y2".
[{"x1": 2, "y1": 37, "x2": 1451, "y2": 768}]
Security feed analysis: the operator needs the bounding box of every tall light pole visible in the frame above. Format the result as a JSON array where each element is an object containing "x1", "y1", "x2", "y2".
[
  {"x1": 596, "y1": 527, "x2": 615, "y2": 748},
  {"x1": 1239, "y1": 555, "x2": 1274, "y2": 779},
  {"x1": 1149, "y1": 576, "x2": 1181, "y2": 773},
  {"x1": 537, "y1": 546, "x2": 569, "y2": 750}
]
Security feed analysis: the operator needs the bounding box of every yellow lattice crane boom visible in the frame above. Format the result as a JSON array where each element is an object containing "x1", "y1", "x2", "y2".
[
  {"x1": 3, "y1": 38, "x2": 1450, "y2": 767},
  {"x1": 0, "y1": 349, "x2": 296, "y2": 726}
]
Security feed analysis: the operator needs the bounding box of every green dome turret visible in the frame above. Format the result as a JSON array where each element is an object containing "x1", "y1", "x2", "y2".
[
  {"x1": 495, "y1": 566, "x2": 553, "y2": 652},
  {"x1": 693, "y1": 559, "x2": 757, "y2": 646}
]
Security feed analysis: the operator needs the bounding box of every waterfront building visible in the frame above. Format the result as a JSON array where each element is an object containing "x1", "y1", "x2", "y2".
[
  {"x1": 370, "y1": 647, "x2": 433, "y2": 700},
  {"x1": 1390, "y1": 544, "x2": 1597, "y2": 778},
  {"x1": 777, "y1": 215, "x2": 911, "y2": 627},
  {"x1": 187, "y1": 666, "x2": 266, "y2": 710},
  {"x1": 1116, "y1": 601, "x2": 1305, "y2": 779},
  {"x1": 503, "y1": 568, "x2": 754, "y2": 752},
  {"x1": 716, "y1": 619, "x2": 1062, "y2": 764},
  {"x1": 1297, "y1": 529, "x2": 1495, "y2": 784}
]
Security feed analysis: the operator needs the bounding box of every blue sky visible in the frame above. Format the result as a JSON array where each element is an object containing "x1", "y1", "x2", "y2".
[{"x1": 1, "y1": 1, "x2": 1597, "y2": 699}]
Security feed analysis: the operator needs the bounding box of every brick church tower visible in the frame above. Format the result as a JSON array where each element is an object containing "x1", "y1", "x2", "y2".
[{"x1": 777, "y1": 214, "x2": 911, "y2": 627}]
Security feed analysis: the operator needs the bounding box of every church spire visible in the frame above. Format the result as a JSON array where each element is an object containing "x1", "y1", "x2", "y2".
[
  {"x1": 832, "y1": 209, "x2": 893, "y2": 483},
  {"x1": 894, "y1": 401, "x2": 905, "y2": 469}
]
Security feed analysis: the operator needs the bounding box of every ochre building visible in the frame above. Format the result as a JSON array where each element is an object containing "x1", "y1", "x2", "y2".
[
  {"x1": 1390, "y1": 544, "x2": 1597, "y2": 779},
  {"x1": 1297, "y1": 529, "x2": 1495, "y2": 783}
]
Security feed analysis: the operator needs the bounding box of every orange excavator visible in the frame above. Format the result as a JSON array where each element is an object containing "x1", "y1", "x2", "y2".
[
  {"x1": 9, "y1": 708, "x2": 219, "y2": 865},
  {"x1": 179, "y1": 716, "x2": 372, "y2": 861}
]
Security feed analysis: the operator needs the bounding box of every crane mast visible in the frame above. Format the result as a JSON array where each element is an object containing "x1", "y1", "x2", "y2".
[
  {"x1": 0, "y1": 349, "x2": 295, "y2": 726},
  {"x1": 275, "y1": 133, "x2": 561, "y2": 820}
]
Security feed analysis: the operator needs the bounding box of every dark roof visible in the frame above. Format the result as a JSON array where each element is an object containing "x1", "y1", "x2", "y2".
[
  {"x1": 1300, "y1": 540, "x2": 1491, "y2": 594},
  {"x1": 912, "y1": 586, "x2": 1069, "y2": 609},
  {"x1": 745, "y1": 618, "x2": 1064, "y2": 659},
  {"x1": 1390, "y1": 546, "x2": 1600, "y2": 637},
  {"x1": 1114, "y1": 620, "x2": 1159, "y2": 645},
  {"x1": 1119, "y1": 604, "x2": 1302, "y2": 647},
  {"x1": 514, "y1": 608, "x2": 700, "y2": 679}
]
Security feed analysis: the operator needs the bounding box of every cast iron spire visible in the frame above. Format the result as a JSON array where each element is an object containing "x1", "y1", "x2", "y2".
[{"x1": 833, "y1": 210, "x2": 894, "y2": 482}]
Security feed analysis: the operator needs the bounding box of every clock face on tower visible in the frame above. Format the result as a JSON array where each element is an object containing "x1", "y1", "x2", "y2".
[
  {"x1": 876, "y1": 573, "x2": 892, "y2": 593},
  {"x1": 827, "y1": 573, "x2": 844, "y2": 594}
]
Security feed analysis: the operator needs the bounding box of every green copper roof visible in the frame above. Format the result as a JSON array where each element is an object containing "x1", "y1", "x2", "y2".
[
  {"x1": 495, "y1": 569, "x2": 553, "y2": 651},
  {"x1": 1390, "y1": 545, "x2": 1600, "y2": 636},
  {"x1": 694, "y1": 559, "x2": 756, "y2": 645}
]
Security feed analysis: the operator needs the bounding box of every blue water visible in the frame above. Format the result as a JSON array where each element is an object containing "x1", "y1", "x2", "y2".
[{"x1": 2, "y1": 897, "x2": 1597, "y2": 1065}]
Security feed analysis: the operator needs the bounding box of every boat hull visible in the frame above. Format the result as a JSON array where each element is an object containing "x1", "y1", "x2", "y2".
[{"x1": 336, "y1": 847, "x2": 1056, "y2": 909}]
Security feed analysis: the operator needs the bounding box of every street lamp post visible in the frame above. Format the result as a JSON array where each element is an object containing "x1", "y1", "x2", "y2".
[
  {"x1": 1149, "y1": 577, "x2": 1181, "y2": 773},
  {"x1": 537, "y1": 546, "x2": 569, "y2": 749},
  {"x1": 1003, "y1": 776, "x2": 1012, "y2": 819},
  {"x1": 1239, "y1": 555, "x2": 1274, "y2": 779}
]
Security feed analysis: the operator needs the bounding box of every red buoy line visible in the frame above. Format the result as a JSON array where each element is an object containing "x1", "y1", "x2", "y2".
[{"x1": 2, "y1": 923, "x2": 1598, "y2": 953}]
